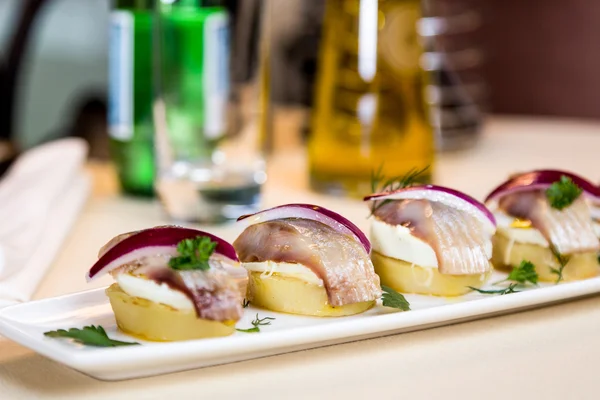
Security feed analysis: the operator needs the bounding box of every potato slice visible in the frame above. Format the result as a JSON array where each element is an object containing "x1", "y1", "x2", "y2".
[
  {"x1": 371, "y1": 251, "x2": 491, "y2": 296},
  {"x1": 106, "y1": 284, "x2": 235, "y2": 341},
  {"x1": 247, "y1": 272, "x2": 374, "y2": 317},
  {"x1": 492, "y1": 233, "x2": 599, "y2": 282}
]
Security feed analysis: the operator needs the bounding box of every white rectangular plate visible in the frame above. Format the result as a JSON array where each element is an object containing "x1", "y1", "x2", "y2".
[{"x1": 1, "y1": 272, "x2": 599, "y2": 381}]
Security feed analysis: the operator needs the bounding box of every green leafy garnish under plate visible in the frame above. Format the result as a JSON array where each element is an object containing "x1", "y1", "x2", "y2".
[
  {"x1": 506, "y1": 260, "x2": 539, "y2": 285},
  {"x1": 44, "y1": 325, "x2": 139, "y2": 347},
  {"x1": 381, "y1": 285, "x2": 411, "y2": 311}
]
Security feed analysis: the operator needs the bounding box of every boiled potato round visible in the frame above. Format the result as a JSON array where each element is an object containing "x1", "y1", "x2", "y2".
[
  {"x1": 106, "y1": 284, "x2": 235, "y2": 341},
  {"x1": 371, "y1": 251, "x2": 491, "y2": 296},
  {"x1": 247, "y1": 272, "x2": 374, "y2": 317},
  {"x1": 492, "y1": 233, "x2": 599, "y2": 282}
]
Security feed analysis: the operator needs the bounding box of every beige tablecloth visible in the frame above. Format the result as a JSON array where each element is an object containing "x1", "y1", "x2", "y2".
[{"x1": 2, "y1": 116, "x2": 600, "y2": 399}]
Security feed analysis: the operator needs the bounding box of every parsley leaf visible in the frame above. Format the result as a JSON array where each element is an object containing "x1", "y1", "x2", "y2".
[
  {"x1": 370, "y1": 165, "x2": 430, "y2": 214},
  {"x1": 507, "y1": 260, "x2": 538, "y2": 285},
  {"x1": 381, "y1": 285, "x2": 411, "y2": 311},
  {"x1": 168, "y1": 236, "x2": 217, "y2": 271},
  {"x1": 236, "y1": 314, "x2": 275, "y2": 333},
  {"x1": 468, "y1": 283, "x2": 520, "y2": 295},
  {"x1": 44, "y1": 325, "x2": 139, "y2": 347},
  {"x1": 549, "y1": 245, "x2": 570, "y2": 284},
  {"x1": 546, "y1": 175, "x2": 582, "y2": 210}
]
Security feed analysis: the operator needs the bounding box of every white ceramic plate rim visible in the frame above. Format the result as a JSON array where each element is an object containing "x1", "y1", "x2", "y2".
[{"x1": 1, "y1": 277, "x2": 599, "y2": 379}]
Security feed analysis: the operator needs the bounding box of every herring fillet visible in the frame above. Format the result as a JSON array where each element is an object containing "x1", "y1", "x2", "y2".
[
  {"x1": 374, "y1": 200, "x2": 492, "y2": 275},
  {"x1": 499, "y1": 192, "x2": 600, "y2": 255},
  {"x1": 233, "y1": 219, "x2": 381, "y2": 306},
  {"x1": 136, "y1": 264, "x2": 245, "y2": 322}
]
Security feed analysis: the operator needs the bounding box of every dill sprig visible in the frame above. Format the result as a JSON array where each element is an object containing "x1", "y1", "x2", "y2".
[
  {"x1": 369, "y1": 165, "x2": 430, "y2": 214},
  {"x1": 549, "y1": 245, "x2": 570, "y2": 284},
  {"x1": 236, "y1": 314, "x2": 275, "y2": 333},
  {"x1": 468, "y1": 283, "x2": 520, "y2": 295}
]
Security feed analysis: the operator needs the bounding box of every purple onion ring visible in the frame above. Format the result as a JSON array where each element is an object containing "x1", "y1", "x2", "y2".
[
  {"x1": 364, "y1": 185, "x2": 496, "y2": 234},
  {"x1": 87, "y1": 226, "x2": 238, "y2": 281},
  {"x1": 485, "y1": 169, "x2": 600, "y2": 207},
  {"x1": 237, "y1": 203, "x2": 371, "y2": 253}
]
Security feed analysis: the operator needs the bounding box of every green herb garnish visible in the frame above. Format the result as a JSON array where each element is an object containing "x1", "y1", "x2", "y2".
[
  {"x1": 44, "y1": 325, "x2": 139, "y2": 347},
  {"x1": 549, "y1": 245, "x2": 570, "y2": 284},
  {"x1": 168, "y1": 236, "x2": 217, "y2": 271},
  {"x1": 468, "y1": 283, "x2": 520, "y2": 295},
  {"x1": 546, "y1": 175, "x2": 582, "y2": 210},
  {"x1": 236, "y1": 314, "x2": 275, "y2": 333},
  {"x1": 370, "y1": 165, "x2": 429, "y2": 214},
  {"x1": 381, "y1": 285, "x2": 411, "y2": 311},
  {"x1": 506, "y1": 260, "x2": 538, "y2": 285},
  {"x1": 242, "y1": 299, "x2": 250, "y2": 308}
]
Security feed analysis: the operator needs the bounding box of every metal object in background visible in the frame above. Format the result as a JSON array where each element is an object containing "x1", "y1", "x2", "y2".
[{"x1": 421, "y1": 0, "x2": 487, "y2": 152}]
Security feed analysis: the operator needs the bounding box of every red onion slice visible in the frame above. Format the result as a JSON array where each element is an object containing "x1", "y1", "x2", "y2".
[
  {"x1": 87, "y1": 226, "x2": 238, "y2": 281},
  {"x1": 485, "y1": 169, "x2": 600, "y2": 208},
  {"x1": 364, "y1": 185, "x2": 496, "y2": 235},
  {"x1": 237, "y1": 203, "x2": 371, "y2": 253}
]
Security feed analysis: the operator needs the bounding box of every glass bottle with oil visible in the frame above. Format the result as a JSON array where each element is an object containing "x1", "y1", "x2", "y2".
[{"x1": 308, "y1": 0, "x2": 434, "y2": 197}]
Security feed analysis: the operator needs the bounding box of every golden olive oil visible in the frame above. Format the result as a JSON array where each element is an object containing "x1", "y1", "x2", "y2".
[{"x1": 308, "y1": 0, "x2": 434, "y2": 197}]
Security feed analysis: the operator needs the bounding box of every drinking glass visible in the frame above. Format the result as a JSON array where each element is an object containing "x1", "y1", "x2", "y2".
[{"x1": 153, "y1": 0, "x2": 267, "y2": 223}]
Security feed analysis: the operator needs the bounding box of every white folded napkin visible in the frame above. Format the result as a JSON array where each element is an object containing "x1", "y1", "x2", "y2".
[{"x1": 0, "y1": 138, "x2": 90, "y2": 306}]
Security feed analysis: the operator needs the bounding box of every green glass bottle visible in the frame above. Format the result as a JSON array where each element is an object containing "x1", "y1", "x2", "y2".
[
  {"x1": 156, "y1": 0, "x2": 229, "y2": 162},
  {"x1": 108, "y1": 0, "x2": 155, "y2": 197}
]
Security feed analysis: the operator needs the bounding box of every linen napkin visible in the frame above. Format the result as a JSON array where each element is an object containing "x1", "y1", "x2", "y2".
[{"x1": 0, "y1": 138, "x2": 90, "y2": 307}]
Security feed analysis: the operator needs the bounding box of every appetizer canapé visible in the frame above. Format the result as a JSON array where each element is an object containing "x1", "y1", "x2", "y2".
[
  {"x1": 485, "y1": 170, "x2": 600, "y2": 282},
  {"x1": 233, "y1": 204, "x2": 382, "y2": 316},
  {"x1": 364, "y1": 185, "x2": 497, "y2": 296},
  {"x1": 87, "y1": 226, "x2": 248, "y2": 341}
]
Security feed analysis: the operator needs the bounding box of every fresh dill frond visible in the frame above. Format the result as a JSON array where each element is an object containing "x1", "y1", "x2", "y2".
[
  {"x1": 369, "y1": 165, "x2": 430, "y2": 214},
  {"x1": 468, "y1": 283, "x2": 520, "y2": 295},
  {"x1": 236, "y1": 314, "x2": 275, "y2": 333},
  {"x1": 549, "y1": 245, "x2": 570, "y2": 284}
]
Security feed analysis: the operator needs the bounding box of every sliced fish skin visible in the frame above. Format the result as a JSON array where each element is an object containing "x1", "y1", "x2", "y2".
[
  {"x1": 135, "y1": 262, "x2": 245, "y2": 322},
  {"x1": 374, "y1": 200, "x2": 492, "y2": 275},
  {"x1": 233, "y1": 218, "x2": 381, "y2": 307},
  {"x1": 499, "y1": 192, "x2": 600, "y2": 255}
]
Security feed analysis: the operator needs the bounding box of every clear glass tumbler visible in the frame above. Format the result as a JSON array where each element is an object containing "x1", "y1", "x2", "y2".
[{"x1": 153, "y1": 0, "x2": 267, "y2": 223}]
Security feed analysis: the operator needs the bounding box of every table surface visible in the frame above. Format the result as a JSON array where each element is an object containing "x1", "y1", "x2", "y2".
[{"x1": 2, "y1": 116, "x2": 600, "y2": 399}]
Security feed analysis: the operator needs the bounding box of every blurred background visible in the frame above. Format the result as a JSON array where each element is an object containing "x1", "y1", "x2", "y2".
[{"x1": 2, "y1": 0, "x2": 600, "y2": 209}]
